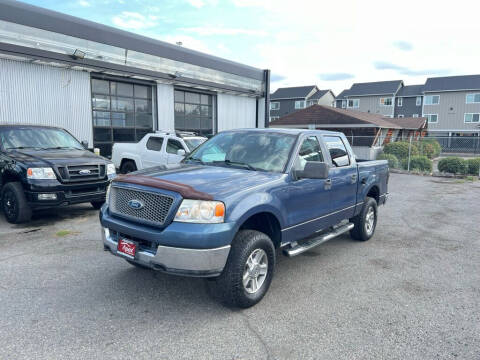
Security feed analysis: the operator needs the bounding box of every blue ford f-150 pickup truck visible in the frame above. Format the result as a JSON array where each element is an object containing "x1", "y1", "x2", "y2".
[{"x1": 100, "y1": 129, "x2": 388, "y2": 307}]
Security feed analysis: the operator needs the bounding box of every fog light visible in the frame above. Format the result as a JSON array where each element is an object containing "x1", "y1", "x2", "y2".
[{"x1": 38, "y1": 193, "x2": 57, "y2": 200}]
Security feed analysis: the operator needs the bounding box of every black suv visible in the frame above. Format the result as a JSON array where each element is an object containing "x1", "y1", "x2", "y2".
[{"x1": 0, "y1": 125, "x2": 116, "y2": 223}]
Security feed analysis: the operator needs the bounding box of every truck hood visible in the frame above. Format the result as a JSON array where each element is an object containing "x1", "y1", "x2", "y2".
[
  {"x1": 117, "y1": 163, "x2": 285, "y2": 199},
  {"x1": 7, "y1": 149, "x2": 109, "y2": 167}
]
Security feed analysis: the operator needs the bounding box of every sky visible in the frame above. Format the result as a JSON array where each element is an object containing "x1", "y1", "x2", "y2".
[{"x1": 21, "y1": 0, "x2": 480, "y2": 94}]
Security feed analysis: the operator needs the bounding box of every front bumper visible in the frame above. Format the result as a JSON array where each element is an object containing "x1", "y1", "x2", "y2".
[
  {"x1": 101, "y1": 227, "x2": 231, "y2": 277},
  {"x1": 25, "y1": 177, "x2": 113, "y2": 208}
]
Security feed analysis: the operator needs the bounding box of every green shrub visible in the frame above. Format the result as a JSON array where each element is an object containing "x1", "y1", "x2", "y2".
[
  {"x1": 401, "y1": 155, "x2": 432, "y2": 172},
  {"x1": 383, "y1": 141, "x2": 418, "y2": 159},
  {"x1": 415, "y1": 139, "x2": 442, "y2": 159},
  {"x1": 376, "y1": 153, "x2": 399, "y2": 168},
  {"x1": 465, "y1": 158, "x2": 480, "y2": 175},
  {"x1": 438, "y1": 157, "x2": 467, "y2": 174}
]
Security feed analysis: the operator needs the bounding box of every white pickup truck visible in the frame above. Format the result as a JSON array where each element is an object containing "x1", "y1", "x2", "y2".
[{"x1": 112, "y1": 131, "x2": 207, "y2": 173}]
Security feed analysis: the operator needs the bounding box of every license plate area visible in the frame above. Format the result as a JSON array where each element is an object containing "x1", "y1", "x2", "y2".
[{"x1": 117, "y1": 238, "x2": 137, "y2": 259}]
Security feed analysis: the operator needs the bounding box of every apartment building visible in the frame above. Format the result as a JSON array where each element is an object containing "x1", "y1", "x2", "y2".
[
  {"x1": 335, "y1": 80, "x2": 403, "y2": 117},
  {"x1": 422, "y1": 75, "x2": 480, "y2": 136},
  {"x1": 269, "y1": 85, "x2": 335, "y2": 121},
  {"x1": 394, "y1": 85, "x2": 424, "y2": 118}
]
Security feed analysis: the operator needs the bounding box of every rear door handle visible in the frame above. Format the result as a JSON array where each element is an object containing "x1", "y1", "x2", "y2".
[{"x1": 351, "y1": 174, "x2": 357, "y2": 183}]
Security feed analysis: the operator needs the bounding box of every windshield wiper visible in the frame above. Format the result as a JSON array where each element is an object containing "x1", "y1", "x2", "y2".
[
  {"x1": 185, "y1": 157, "x2": 205, "y2": 165},
  {"x1": 40, "y1": 146, "x2": 82, "y2": 150},
  {"x1": 213, "y1": 159, "x2": 257, "y2": 171},
  {"x1": 6, "y1": 146, "x2": 40, "y2": 150}
]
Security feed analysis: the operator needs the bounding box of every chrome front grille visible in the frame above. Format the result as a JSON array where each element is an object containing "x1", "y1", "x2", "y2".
[
  {"x1": 58, "y1": 164, "x2": 106, "y2": 182},
  {"x1": 109, "y1": 186, "x2": 174, "y2": 226}
]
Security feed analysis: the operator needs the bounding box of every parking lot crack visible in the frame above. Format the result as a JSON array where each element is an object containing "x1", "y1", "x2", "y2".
[{"x1": 239, "y1": 312, "x2": 272, "y2": 360}]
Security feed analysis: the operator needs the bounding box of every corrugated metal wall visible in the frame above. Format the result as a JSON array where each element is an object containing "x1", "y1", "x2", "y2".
[
  {"x1": 217, "y1": 93, "x2": 256, "y2": 131},
  {"x1": 0, "y1": 59, "x2": 93, "y2": 145},
  {"x1": 156, "y1": 82, "x2": 174, "y2": 131}
]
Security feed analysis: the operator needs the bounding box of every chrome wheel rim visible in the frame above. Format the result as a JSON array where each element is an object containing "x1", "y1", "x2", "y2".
[
  {"x1": 365, "y1": 207, "x2": 375, "y2": 235},
  {"x1": 243, "y1": 248, "x2": 268, "y2": 294}
]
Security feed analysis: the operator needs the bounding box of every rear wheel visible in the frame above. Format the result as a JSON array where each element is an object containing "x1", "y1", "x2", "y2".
[
  {"x1": 120, "y1": 160, "x2": 137, "y2": 174},
  {"x1": 350, "y1": 197, "x2": 378, "y2": 241},
  {"x1": 212, "y1": 230, "x2": 275, "y2": 308},
  {"x1": 1, "y1": 182, "x2": 32, "y2": 224}
]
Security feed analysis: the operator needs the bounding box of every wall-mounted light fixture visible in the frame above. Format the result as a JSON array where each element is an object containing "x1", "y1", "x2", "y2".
[{"x1": 72, "y1": 49, "x2": 86, "y2": 60}]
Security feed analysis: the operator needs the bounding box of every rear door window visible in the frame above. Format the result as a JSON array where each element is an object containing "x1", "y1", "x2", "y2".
[
  {"x1": 146, "y1": 137, "x2": 164, "y2": 151},
  {"x1": 323, "y1": 136, "x2": 350, "y2": 167}
]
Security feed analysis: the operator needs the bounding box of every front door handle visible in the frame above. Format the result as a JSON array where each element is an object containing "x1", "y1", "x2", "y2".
[{"x1": 324, "y1": 178, "x2": 332, "y2": 190}]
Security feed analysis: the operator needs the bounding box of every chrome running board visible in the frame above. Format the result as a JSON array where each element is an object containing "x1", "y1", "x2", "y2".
[{"x1": 283, "y1": 223, "x2": 354, "y2": 257}]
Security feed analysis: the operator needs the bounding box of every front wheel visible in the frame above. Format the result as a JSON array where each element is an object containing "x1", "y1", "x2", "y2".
[
  {"x1": 120, "y1": 160, "x2": 137, "y2": 174},
  {"x1": 1, "y1": 182, "x2": 32, "y2": 224},
  {"x1": 91, "y1": 201, "x2": 105, "y2": 210},
  {"x1": 213, "y1": 230, "x2": 275, "y2": 308},
  {"x1": 350, "y1": 197, "x2": 378, "y2": 241}
]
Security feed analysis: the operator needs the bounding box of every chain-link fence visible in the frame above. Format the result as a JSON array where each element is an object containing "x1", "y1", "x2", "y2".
[{"x1": 346, "y1": 135, "x2": 480, "y2": 175}]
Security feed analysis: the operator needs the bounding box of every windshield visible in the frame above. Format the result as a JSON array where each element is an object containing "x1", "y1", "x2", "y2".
[
  {"x1": 184, "y1": 131, "x2": 296, "y2": 172},
  {"x1": 0, "y1": 127, "x2": 84, "y2": 151},
  {"x1": 184, "y1": 137, "x2": 207, "y2": 151}
]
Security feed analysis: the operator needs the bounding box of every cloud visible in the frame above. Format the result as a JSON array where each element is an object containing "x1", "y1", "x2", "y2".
[
  {"x1": 180, "y1": 26, "x2": 267, "y2": 37},
  {"x1": 160, "y1": 34, "x2": 212, "y2": 54},
  {"x1": 112, "y1": 12, "x2": 157, "y2": 30},
  {"x1": 393, "y1": 41, "x2": 413, "y2": 51},
  {"x1": 78, "y1": 0, "x2": 91, "y2": 6},
  {"x1": 271, "y1": 74, "x2": 287, "y2": 82},
  {"x1": 373, "y1": 61, "x2": 451, "y2": 76},
  {"x1": 319, "y1": 73, "x2": 355, "y2": 81},
  {"x1": 187, "y1": 0, "x2": 205, "y2": 7}
]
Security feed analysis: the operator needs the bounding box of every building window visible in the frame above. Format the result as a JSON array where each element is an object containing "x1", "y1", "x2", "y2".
[
  {"x1": 306, "y1": 100, "x2": 317, "y2": 107},
  {"x1": 424, "y1": 95, "x2": 440, "y2": 105},
  {"x1": 398, "y1": 114, "x2": 404, "y2": 118},
  {"x1": 91, "y1": 78, "x2": 154, "y2": 157},
  {"x1": 380, "y1": 97, "x2": 393, "y2": 106},
  {"x1": 341, "y1": 100, "x2": 347, "y2": 108},
  {"x1": 347, "y1": 99, "x2": 359, "y2": 108},
  {"x1": 174, "y1": 89, "x2": 214, "y2": 137},
  {"x1": 412, "y1": 114, "x2": 419, "y2": 118},
  {"x1": 397, "y1": 97, "x2": 403, "y2": 107},
  {"x1": 416, "y1": 96, "x2": 422, "y2": 106},
  {"x1": 425, "y1": 114, "x2": 438, "y2": 123},
  {"x1": 464, "y1": 113, "x2": 480, "y2": 123},
  {"x1": 295, "y1": 100, "x2": 306, "y2": 109},
  {"x1": 270, "y1": 116, "x2": 279, "y2": 122},
  {"x1": 270, "y1": 102, "x2": 280, "y2": 110},
  {"x1": 466, "y1": 93, "x2": 480, "y2": 104}
]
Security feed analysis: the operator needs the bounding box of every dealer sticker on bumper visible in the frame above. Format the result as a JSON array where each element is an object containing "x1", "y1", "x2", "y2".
[{"x1": 117, "y1": 238, "x2": 137, "y2": 259}]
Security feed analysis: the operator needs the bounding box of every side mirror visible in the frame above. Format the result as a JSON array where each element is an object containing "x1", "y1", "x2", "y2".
[
  {"x1": 81, "y1": 140, "x2": 89, "y2": 149},
  {"x1": 295, "y1": 162, "x2": 329, "y2": 179},
  {"x1": 177, "y1": 149, "x2": 186, "y2": 156}
]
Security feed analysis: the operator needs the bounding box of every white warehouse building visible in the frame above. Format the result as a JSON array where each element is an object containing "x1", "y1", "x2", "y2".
[{"x1": 0, "y1": 0, "x2": 270, "y2": 157}]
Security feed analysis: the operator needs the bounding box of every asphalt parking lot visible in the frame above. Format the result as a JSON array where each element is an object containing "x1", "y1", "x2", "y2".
[{"x1": 0, "y1": 173, "x2": 479, "y2": 360}]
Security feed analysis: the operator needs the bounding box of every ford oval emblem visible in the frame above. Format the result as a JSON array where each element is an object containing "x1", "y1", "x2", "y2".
[
  {"x1": 128, "y1": 199, "x2": 144, "y2": 210},
  {"x1": 79, "y1": 169, "x2": 91, "y2": 175}
]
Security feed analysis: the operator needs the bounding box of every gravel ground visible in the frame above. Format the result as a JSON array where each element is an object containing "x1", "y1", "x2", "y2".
[{"x1": 0, "y1": 173, "x2": 479, "y2": 360}]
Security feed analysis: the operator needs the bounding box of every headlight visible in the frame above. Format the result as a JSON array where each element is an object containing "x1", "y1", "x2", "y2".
[
  {"x1": 27, "y1": 167, "x2": 56, "y2": 180},
  {"x1": 107, "y1": 163, "x2": 116, "y2": 176},
  {"x1": 174, "y1": 199, "x2": 225, "y2": 223}
]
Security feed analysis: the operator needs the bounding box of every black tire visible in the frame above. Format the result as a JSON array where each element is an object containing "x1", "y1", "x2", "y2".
[
  {"x1": 1, "y1": 182, "x2": 32, "y2": 224},
  {"x1": 350, "y1": 196, "x2": 378, "y2": 241},
  {"x1": 120, "y1": 160, "x2": 137, "y2": 174},
  {"x1": 212, "y1": 230, "x2": 275, "y2": 308},
  {"x1": 126, "y1": 260, "x2": 150, "y2": 269},
  {"x1": 90, "y1": 201, "x2": 104, "y2": 210}
]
